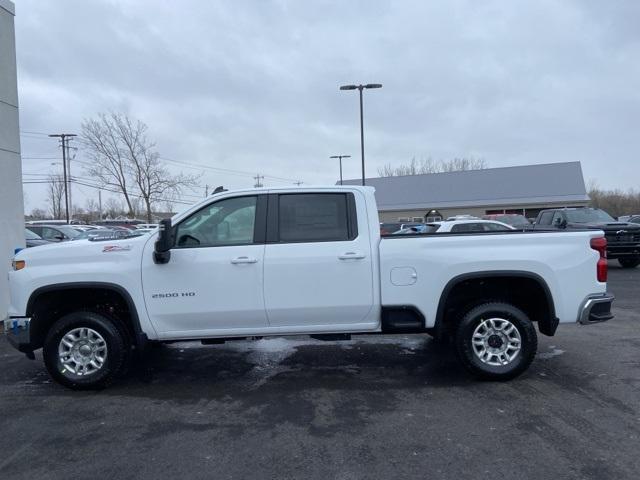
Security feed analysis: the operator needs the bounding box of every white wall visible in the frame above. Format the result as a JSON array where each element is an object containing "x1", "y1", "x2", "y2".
[{"x1": 0, "y1": 0, "x2": 24, "y2": 320}]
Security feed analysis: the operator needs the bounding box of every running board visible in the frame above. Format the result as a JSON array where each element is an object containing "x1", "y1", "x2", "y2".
[{"x1": 309, "y1": 334, "x2": 352, "y2": 341}]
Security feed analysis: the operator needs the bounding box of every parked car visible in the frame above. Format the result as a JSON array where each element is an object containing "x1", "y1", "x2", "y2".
[
  {"x1": 6, "y1": 185, "x2": 613, "y2": 389},
  {"x1": 445, "y1": 214, "x2": 479, "y2": 221},
  {"x1": 482, "y1": 214, "x2": 532, "y2": 229},
  {"x1": 534, "y1": 207, "x2": 640, "y2": 268},
  {"x1": 24, "y1": 228, "x2": 50, "y2": 248},
  {"x1": 625, "y1": 215, "x2": 640, "y2": 224},
  {"x1": 393, "y1": 220, "x2": 515, "y2": 234},
  {"x1": 74, "y1": 228, "x2": 145, "y2": 241},
  {"x1": 135, "y1": 223, "x2": 158, "y2": 230},
  {"x1": 25, "y1": 224, "x2": 81, "y2": 242},
  {"x1": 380, "y1": 222, "x2": 423, "y2": 235}
]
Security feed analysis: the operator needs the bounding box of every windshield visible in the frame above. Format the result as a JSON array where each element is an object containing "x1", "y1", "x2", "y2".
[
  {"x1": 565, "y1": 209, "x2": 615, "y2": 223},
  {"x1": 56, "y1": 225, "x2": 81, "y2": 238},
  {"x1": 24, "y1": 229, "x2": 42, "y2": 240}
]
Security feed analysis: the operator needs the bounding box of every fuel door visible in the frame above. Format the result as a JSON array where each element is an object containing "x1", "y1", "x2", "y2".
[{"x1": 390, "y1": 267, "x2": 418, "y2": 286}]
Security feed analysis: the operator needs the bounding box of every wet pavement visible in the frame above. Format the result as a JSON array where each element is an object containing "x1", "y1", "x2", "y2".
[{"x1": 1, "y1": 261, "x2": 638, "y2": 479}]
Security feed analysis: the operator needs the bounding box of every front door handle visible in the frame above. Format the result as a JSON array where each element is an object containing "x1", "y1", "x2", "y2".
[
  {"x1": 338, "y1": 252, "x2": 366, "y2": 260},
  {"x1": 231, "y1": 256, "x2": 258, "y2": 264}
]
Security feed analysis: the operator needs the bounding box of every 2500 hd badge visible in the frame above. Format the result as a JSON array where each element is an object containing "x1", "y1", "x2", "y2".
[{"x1": 152, "y1": 292, "x2": 196, "y2": 299}]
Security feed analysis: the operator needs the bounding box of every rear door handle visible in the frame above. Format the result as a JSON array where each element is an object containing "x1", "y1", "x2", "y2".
[
  {"x1": 338, "y1": 252, "x2": 366, "y2": 260},
  {"x1": 231, "y1": 256, "x2": 258, "y2": 264}
]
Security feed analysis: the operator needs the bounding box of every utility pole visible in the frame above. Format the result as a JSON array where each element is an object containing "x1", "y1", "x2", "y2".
[
  {"x1": 294, "y1": 181, "x2": 303, "y2": 186},
  {"x1": 48, "y1": 133, "x2": 77, "y2": 223},
  {"x1": 98, "y1": 189, "x2": 103, "y2": 220},
  {"x1": 254, "y1": 174, "x2": 264, "y2": 188},
  {"x1": 205, "y1": 184, "x2": 209, "y2": 197},
  {"x1": 66, "y1": 141, "x2": 77, "y2": 219}
]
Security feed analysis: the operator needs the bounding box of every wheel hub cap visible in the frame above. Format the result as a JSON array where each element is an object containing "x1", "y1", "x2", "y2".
[
  {"x1": 58, "y1": 327, "x2": 107, "y2": 377},
  {"x1": 471, "y1": 318, "x2": 522, "y2": 366}
]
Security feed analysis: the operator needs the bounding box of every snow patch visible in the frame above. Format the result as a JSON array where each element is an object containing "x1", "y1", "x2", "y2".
[{"x1": 538, "y1": 347, "x2": 565, "y2": 359}]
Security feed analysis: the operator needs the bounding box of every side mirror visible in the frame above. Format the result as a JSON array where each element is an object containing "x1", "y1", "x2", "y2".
[{"x1": 153, "y1": 219, "x2": 175, "y2": 264}]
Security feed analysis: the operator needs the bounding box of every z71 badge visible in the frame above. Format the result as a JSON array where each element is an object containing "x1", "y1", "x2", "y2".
[{"x1": 103, "y1": 245, "x2": 132, "y2": 252}]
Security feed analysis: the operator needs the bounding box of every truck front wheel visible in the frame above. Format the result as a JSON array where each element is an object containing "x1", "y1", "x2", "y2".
[
  {"x1": 455, "y1": 302, "x2": 537, "y2": 381},
  {"x1": 43, "y1": 311, "x2": 130, "y2": 390},
  {"x1": 618, "y1": 257, "x2": 640, "y2": 268}
]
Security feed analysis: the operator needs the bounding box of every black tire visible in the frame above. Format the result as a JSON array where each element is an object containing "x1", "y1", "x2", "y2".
[
  {"x1": 43, "y1": 311, "x2": 130, "y2": 390},
  {"x1": 618, "y1": 257, "x2": 640, "y2": 268},
  {"x1": 455, "y1": 302, "x2": 537, "y2": 381}
]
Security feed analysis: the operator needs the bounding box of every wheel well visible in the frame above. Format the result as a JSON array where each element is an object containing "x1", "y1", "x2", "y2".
[
  {"x1": 27, "y1": 287, "x2": 137, "y2": 350},
  {"x1": 435, "y1": 274, "x2": 557, "y2": 339}
]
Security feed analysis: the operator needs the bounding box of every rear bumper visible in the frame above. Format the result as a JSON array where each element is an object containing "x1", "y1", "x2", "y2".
[
  {"x1": 3, "y1": 317, "x2": 33, "y2": 353},
  {"x1": 577, "y1": 294, "x2": 614, "y2": 325}
]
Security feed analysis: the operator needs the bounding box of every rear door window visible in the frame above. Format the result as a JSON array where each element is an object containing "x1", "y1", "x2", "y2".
[
  {"x1": 276, "y1": 193, "x2": 356, "y2": 243},
  {"x1": 483, "y1": 223, "x2": 511, "y2": 231},
  {"x1": 451, "y1": 223, "x2": 485, "y2": 233}
]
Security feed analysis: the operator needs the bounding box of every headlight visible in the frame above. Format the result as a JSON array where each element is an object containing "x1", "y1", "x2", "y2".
[{"x1": 12, "y1": 260, "x2": 25, "y2": 271}]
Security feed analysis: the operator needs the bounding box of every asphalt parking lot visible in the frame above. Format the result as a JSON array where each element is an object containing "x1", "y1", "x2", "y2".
[{"x1": 1, "y1": 261, "x2": 639, "y2": 480}]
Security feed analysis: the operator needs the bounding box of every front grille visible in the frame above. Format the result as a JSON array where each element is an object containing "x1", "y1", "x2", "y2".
[{"x1": 605, "y1": 231, "x2": 640, "y2": 243}]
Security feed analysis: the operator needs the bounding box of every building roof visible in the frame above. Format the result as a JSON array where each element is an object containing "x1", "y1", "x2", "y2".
[{"x1": 341, "y1": 161, "x2": 590, "y2": 211}]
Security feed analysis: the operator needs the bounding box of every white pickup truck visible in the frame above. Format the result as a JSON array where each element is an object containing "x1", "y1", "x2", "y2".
[{"x1": 5, "y1": 186, "x2": 614, "y2": 389}]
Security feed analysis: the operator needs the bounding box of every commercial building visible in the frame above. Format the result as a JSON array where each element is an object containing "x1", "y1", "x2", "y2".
[
  {"x1": 342, "y1": 161, "x2": 590, "y2": 222},
  {"x1": 0, "y1": 0, "x2": 23, "y2": 320}
]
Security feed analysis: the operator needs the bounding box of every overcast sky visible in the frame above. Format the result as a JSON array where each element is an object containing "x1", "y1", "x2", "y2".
[{"x1": 16, "y1": 0, "x2": 640, "y2": 213}]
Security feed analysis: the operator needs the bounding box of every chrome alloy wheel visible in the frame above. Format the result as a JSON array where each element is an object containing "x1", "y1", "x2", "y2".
[
  {"x1": 471, "y1": 318, "x2": 522, "y2": 366},
  {"x1": 58, "y1": 327, "x2": 108, "y2": 377}
]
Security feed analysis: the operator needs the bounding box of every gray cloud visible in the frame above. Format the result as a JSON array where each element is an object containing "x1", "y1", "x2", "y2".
[{"x1": 17, "y1": 0, "x2": 640, "y2": 212}]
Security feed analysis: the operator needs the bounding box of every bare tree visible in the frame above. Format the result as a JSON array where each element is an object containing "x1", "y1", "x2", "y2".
[
  {"x1": 103, "y1": 197, "x2": 127, "y2": 219},
  {"x1": 589, "y1": 181, "x2": 640, "y2": 218},
  {"x1": 82, "y1": 112, "x2": 197, "y2": 222},
  {"x1": 46, "y1": 174, "x2": 65, "y2": 219},
  {"x1": 378, "y1": 156, "x2": 487, "y2": 177},
  {"x1": 82, "y1": 113, "x2": 136, "y2": 216},
  {"x1": 30, "y1": 208, "x2": 48, "y2": 220}
]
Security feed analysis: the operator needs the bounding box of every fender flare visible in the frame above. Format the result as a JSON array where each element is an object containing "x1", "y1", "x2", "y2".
[
  {"x1": 26, "y1": 282, "x2": 148, "y2": 347},
  {"x1": 434, "y1": 270, "x2": 559, "y2": 337}
]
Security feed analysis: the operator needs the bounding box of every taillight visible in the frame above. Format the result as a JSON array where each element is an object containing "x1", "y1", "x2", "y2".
[{"x1": 590, "y1": 237, "x2": 607, "y2": 282}]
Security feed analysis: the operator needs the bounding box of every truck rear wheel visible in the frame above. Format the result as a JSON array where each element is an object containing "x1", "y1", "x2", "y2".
[
  {"x1": 43, "y1": 311, "x2": 130, "y2": 390},
  {"x1": 618, "y1": 257, "x2": 640, "y2": 268},
  {"x1": 455, "y1": 302, "x2": 537, "y2": 381}
]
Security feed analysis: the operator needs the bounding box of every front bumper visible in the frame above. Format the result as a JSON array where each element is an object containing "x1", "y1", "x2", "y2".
[
  {"x1": 578, "y1": 294, "x2": 615, "y2": 325},
  {"x1": 3, "y1": 317, "x2": 33, "y2": 353},
  {"x1": 606, "y1": 243, "x2": 640, "y2": 258}
]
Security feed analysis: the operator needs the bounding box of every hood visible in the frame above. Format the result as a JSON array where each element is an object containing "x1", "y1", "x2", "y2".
[
  {"x1": 568, "y1": 221, "x2": 640, "y2": 231},
  {"x1": 15, "y1": 233, "x2": 152, "y2": 265}
]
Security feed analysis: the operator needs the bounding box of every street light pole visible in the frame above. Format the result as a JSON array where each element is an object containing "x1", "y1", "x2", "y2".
[
  {"x1": 330, "y1": 155, "x2": 351, "y2": 185},
  {"x1": 339, "y1": 83, "x2": 382, "y2": 186}
]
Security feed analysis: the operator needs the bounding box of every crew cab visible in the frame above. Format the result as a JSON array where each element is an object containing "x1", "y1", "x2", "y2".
[
  {"x1": 6, "y1": 186, "x2": 614, "y2": 389},
  {"x1": 534, "y1": 207, "x2": 640, "y2": 268}
]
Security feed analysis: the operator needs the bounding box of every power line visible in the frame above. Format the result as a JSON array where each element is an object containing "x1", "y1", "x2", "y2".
[
  {"x1": 20, "y1": 129, "x2": 50, "y2": 136},
  {"x1": 22, "y1": 177, "x2": 196, "y2": 206},
  {"x1": 74, "y1": 135, "x2": 303, "y2": 184},
  {"x1": 158, "y1": 155, "x2": 299, "y2": 183}
]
